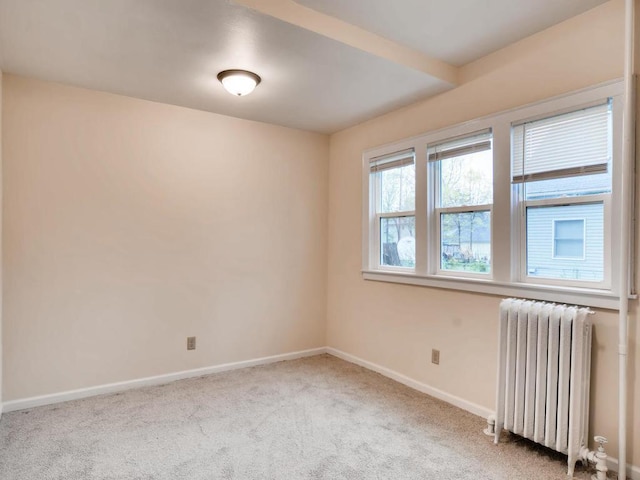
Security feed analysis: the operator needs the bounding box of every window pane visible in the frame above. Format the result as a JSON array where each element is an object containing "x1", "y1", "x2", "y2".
[
  {"x1": 438, "y1": 148, "x2": 493, "y2": 208},
  {"x1": 380, "y1": 216, "x2": 415, "y2": 267},
  {"x1": 554, "y1": 219, "x2": 585, "y2": 258},
  {"x1": 525, "y1": 171, "x2": 611, "y2": 200},
  {"x1": 555, "y1": 239, "x2": 583, "y2": 258},
  {"x1": 378, "y1": 163, "x2": 415, "y2": 213},
  {"x1": 441, "y1": 211, "x2": 491, "y2": 273},
  {"x1": 527, "y1": 204, "x2": 603, "y2": 281}
]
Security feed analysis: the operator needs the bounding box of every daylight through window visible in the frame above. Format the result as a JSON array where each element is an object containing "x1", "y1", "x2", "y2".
[
  {"x1": 513, "y1": 101, "x2": 611, "y2": 284},
  {"x1": 369, "y1": 149, "x2": 416, "y2": 269},
  {"x1": 362, "y1": 82, "x2": 625, "y2": 308},
  {"x1": 430, "y1": 130, "x2": 493, "y2": 274}
]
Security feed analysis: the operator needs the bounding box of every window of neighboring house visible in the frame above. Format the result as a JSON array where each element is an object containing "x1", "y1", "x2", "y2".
[
  {"x1": 429, "y1": 130, "x2": 493, "y2": 275},
  {"x1": 553, "y1": 219, "x2": 585, "y2": 259},
  {"x1": 513, "y1": 101, "x2": 611, "y2": 285},
  {"x1": 369, "y1": 149, "x2": 416, "y2": 269},
  {"x1": 361, "y1": 81, "x2": 625, "y2": 309}
]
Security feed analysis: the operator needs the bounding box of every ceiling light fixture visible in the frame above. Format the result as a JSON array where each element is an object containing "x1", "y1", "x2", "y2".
[{"x1": 217, "y1": 69, "x2": 261, "y2": 96}]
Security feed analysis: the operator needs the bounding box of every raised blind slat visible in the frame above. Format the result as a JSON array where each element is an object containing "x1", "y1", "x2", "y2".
[
  {"x1": 428, "y1": 129, "x2": 491, "y2": 162},
  {"x1": 512, "y1": 102, "x2": 611, "y2": 182},
  {"x1": 369, "y1": 149, "x2": 414, "y2": 173}
]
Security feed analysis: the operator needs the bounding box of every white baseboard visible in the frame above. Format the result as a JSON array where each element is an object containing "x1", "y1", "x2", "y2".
[
  {"x1": 3, "y1": 345, "x2": 492, "y2": 420},
  {"x1": 3, "y1": 345, "x2": 638, "y2": 479},
  {"x1": 606, "y1": 455, "x2": 640, "y2": 480},
  {"x1": 325, "y1": 347, "x2": 494, "y2": 419},
  {"x1": 2, "y1": 347, "x2": 326, "y2": 413}
]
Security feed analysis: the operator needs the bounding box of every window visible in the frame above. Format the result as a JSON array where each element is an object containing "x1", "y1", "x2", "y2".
[
  {"x1": 429, "y1": 131, "x2": 493, "y2": 274},
  {"x1": 369, "y1": 149, "x2": 416, "y2": 269},
  {"x1": 553, "y1": 219, "x2": 585, "y2": 259},
  {"x1": 513, "y1": 101, "x2": 611, "y2": 285},
  {"x1": 362, "y1": 81, "x2": 626, "y2": 309}
]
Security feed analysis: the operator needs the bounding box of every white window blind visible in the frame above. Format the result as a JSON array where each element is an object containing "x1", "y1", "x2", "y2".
[
  {"x1": 428, "y1": 130, "x2": 492, "y2": 162},
  {"x1": 512, "y1": 102, "x2": 611, "y2": 183},
  {"x1": 370, "y1": 149, "x2": 414, "y2": 173}
]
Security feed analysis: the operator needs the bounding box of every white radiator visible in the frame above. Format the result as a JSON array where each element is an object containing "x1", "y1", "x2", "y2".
[{"x1": 494, "y1": 298, "x2": 593, "y2": 477}]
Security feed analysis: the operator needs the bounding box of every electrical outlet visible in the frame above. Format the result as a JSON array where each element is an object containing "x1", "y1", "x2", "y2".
[
  {"x1": 187, "y1": 336, "x2": 196, "y2": 350},
  {"x1": 431, "y1": 349, "x2": 440, "y2": 365}
]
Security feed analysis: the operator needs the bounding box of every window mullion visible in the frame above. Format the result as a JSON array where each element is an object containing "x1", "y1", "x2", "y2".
[
  {"x1": 489, "y1": 121, "x2": 512, "y2": 283},
  {"x1": 414, "y1": 140, "x2": 429, "y2": 275}
]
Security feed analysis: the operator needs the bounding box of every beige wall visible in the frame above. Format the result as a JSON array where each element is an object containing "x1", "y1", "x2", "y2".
[
  {"x1": 1, "y1": 0, "x2": 638, "y2": 473},
  {"x1": 2, "y1": 75, "x2": 329, "y2": 401},
  {"x1": 0, "y1": 70, "x2": 3, "y2": 416},
  {"x1": 327, "y1": 0, "x2": 640, "y2": 469}
]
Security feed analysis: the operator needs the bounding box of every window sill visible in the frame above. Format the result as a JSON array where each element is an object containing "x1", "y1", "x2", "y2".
[{"x1": 362, "y1": 270, "x2": 629, "y2": 310}]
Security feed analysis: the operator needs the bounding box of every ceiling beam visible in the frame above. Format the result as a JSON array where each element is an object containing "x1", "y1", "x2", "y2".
[{"x1": 233, "y1": 0, "x2": 459, "y2": 86}]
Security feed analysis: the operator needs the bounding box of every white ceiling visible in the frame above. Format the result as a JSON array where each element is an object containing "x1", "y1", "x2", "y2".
[
  {"x1": 296, "y1": 0, "x2": 609, "y2": 66},
  {"x1": 0, "y1": 0, "x2": 609, "y2": 133}
]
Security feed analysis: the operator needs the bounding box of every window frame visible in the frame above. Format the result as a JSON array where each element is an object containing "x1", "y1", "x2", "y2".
[
  {"x1": 429, "y1": 129, "x2": 494, "y2": 279},
  {"x1": 364, "y1": 141, "x2": 417, "y2": 273},
  {"x1": 361, "y1": 80, "x2": 627, "y2": 310},
  {"x1": 512, "y1": 99, "x2": 613, "y2": 289}
]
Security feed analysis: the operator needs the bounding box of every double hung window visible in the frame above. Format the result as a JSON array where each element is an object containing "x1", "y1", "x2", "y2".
[
  {"x1": 512, "y1": 102, "x2": 611, "y2": 286},
  {"x1": 369, "y1": 149, "x2": 416, "y2": 269},
  {"x1": 430, "y1": 131, "x2": 493, "y2": 275},
  {"x1": 362, "y1": 81, "x2": 626, "y2": 309}
]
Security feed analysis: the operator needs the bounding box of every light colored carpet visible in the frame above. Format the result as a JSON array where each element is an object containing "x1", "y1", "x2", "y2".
[{"x1": 0, "y1": 354, "x2": 600, "y2": 479}]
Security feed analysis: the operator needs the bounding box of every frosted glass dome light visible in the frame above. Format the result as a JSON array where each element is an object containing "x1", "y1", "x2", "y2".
[{"x1": 217, "y1": 70, "x2": 261, "y2": 96}]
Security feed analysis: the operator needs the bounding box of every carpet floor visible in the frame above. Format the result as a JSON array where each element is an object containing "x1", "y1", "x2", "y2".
[{"x1": 0, "y1": 354, "x2": 601, "y2": 479}]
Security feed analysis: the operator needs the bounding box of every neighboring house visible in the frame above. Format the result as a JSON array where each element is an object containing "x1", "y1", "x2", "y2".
[
  {"x1": 527, "y1": 203, "x2": 604, "y2": 282},
  {"x1": 524, "y1": 171, "x2": 609, "y2": 282}
]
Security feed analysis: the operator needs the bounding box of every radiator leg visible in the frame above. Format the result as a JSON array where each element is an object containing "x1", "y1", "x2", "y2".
[
  {"x1": 567, "y1": 455, "x2": 577, "y2": 478},
  {"x1": 484, "y1": 415, "x2": 496, "y2": 436},
  {"x1": 493, "y1": 421, "x2": 503, "y2": 445}
]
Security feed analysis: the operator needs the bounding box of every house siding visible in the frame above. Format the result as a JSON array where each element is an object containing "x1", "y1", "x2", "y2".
[{"x1": 526, "y1": 203, "x2": 604, "y2": 281}]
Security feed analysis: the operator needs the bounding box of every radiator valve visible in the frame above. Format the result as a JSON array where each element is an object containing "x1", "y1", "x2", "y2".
[
  {"x1": 579, "y1": 436, "x2": 608, "y2": 480},
  {"x1": 592, "y1": 436, "x2": 608, "y2": 480}
]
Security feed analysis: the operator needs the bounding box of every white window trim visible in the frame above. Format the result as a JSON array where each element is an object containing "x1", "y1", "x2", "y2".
[
  {"x1": 551, "y1": 218, "x2": 586, "y2": 261},
  {"x1": 361, "y1": 80, "x2": 629, "y2": 310},
  {"x1": 365, "y1": 141, "x2": 417, "y2": 272}
]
